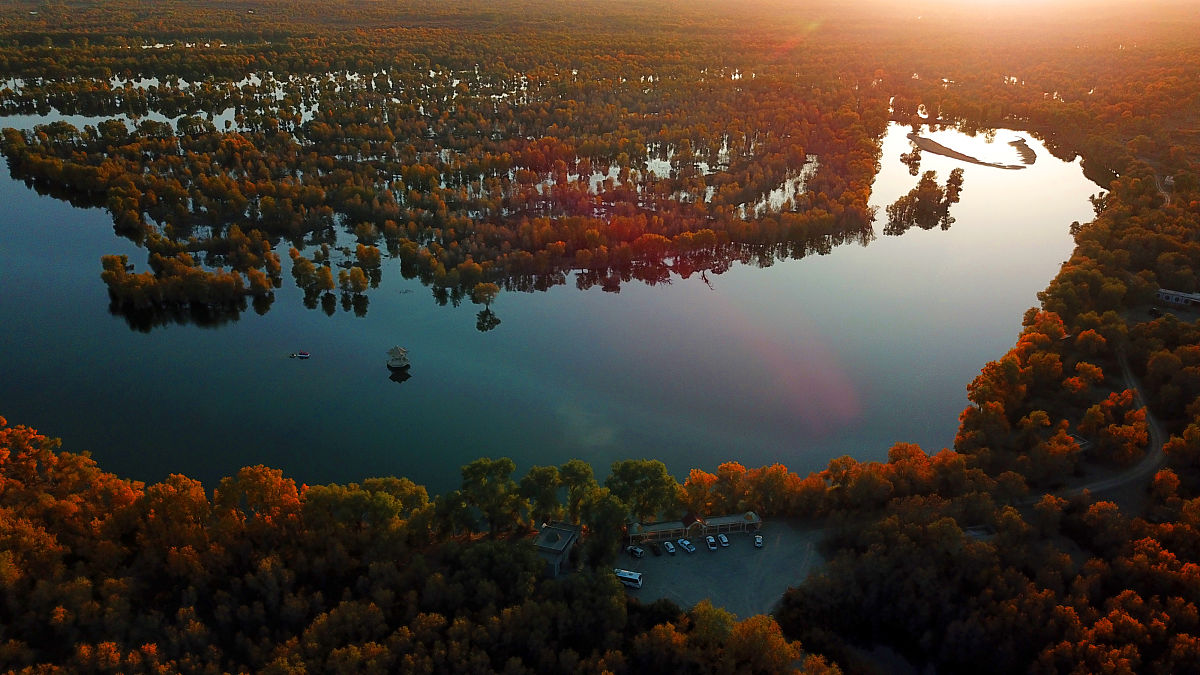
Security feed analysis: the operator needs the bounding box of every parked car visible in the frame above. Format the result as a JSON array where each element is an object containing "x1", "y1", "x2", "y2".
[
  {"x1": 753, "y1": 533, "x2": 763, "y2": 548},
  {"x1": 677, "y1": 538, "x2": 696, "y2": 553},
  {"x1": 717, "y1": 533, "x2": 730, "y2": 547},
  {"x1": 649, "y1": 541, "x2": 662, "y2": 556},
  {"x1": 626, "y1": 545, "x2": 645, "y2": 558},
  {"x1": 663, "y1": 540, "x2": 676, "y2": 555},
  {"x1": 705, "y1": 535, "x2": 718, "y2": 551}
]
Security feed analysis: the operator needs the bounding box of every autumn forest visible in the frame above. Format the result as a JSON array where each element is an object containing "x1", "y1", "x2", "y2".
[{"x1": 3, "y1": 0, "x2": 1200, "y2": 672}]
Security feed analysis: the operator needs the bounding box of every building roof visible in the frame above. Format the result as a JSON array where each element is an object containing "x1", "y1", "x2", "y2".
[
  {"x1": 705, "y1": 512, "x2": 762, "y2": 527},
  {"x1": 629, "y1": 520, "x2": 695, "y2": 536},
  {"x1": 1158, "y1": 288, "x2": 1200, "y2": 301},
  {"x1": 533, "y1": 522, "x2": 580, "y2": 554},
  {"x1": 628, "y1": 512, "x2": 760, "y2": 537}
]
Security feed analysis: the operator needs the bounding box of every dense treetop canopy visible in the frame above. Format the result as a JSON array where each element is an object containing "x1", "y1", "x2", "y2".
[{"x1": 3, "y1": 0, "x2": 1200, "y2": 672}]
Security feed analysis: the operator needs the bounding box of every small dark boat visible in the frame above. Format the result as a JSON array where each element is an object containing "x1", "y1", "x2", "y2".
[{"x1": 290, "y1": 351, "x2": 311, "y2": 359}]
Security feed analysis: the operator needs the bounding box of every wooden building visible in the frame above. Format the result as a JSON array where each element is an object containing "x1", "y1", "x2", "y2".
[{"x1": 626, "y1": 511, "x2": 762, "y2": 545}]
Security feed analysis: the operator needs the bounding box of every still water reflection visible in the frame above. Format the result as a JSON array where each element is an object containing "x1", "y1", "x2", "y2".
[{"x1": 0, "y1": 123, "x2": 1097, "y2": 494}]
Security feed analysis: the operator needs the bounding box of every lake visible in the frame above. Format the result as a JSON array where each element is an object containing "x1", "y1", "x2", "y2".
[{"x1": 0, "y1": 122, "x2": 1097, "y2": 494}]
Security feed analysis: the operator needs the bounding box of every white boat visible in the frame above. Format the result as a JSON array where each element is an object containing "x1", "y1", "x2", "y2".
[{"x1": 386, "y1": 346, "x2": 410, "y2": 370}]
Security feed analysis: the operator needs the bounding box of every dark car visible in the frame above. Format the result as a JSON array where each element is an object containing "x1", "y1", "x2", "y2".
[{"x1": 649, "y1": 541, "x2": 662, "y2": 556}]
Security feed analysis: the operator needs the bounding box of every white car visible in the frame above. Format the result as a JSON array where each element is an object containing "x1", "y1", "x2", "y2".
[
  {"x1": 626, "y1": 545, "x2": 645, "y2": 558},
  {"x1": 717, "y1": 533, "x2": 730, "y2": 547},
  {"x1": 663, "y1": 540, "x2": 676, "y2": 555},
  {"x1": 678, "y1": 538, "x2": 696, "y2": 553},
  {"x1": 705, "y1": 535, "x2": 718, "y2": 551},
  {"x1": 753, "y1": 533, "x2": 763, "y2": 548}
]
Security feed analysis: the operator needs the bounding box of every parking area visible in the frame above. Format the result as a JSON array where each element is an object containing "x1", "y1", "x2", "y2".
[{"x1": 618, "y1": 520, "x2": 826, "y2": 618}]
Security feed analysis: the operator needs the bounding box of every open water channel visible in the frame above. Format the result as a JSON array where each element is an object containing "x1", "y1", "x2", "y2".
[{"x1": 0, "y1": 122, "x2": 1098, "y2": 494}]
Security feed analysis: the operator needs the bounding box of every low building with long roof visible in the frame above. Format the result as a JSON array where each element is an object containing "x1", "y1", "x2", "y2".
[
  {"x1": 1157, "y1": 288, "x2": 1200, "y2": 307},
  {"x1": 627, "y1": 511, "x2": 761, "y2": 544}
]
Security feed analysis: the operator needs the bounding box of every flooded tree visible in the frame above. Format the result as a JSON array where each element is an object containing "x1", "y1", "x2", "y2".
[{"x1": 884, "y1": 168, "x2": 965, "y2": 235}]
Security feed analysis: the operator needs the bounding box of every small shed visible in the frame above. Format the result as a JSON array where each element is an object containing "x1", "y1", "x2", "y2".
[{"x1": 533, "y1": 522, "x2": 580, "y2": 578}]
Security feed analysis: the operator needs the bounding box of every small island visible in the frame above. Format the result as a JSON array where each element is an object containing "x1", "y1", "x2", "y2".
[{"x1": 906, "y1": 131, "x2": 1027, "y2": 170}]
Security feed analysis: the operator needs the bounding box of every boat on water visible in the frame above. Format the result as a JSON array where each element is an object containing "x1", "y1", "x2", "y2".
[
  {"x1": 387, "y1": 346, "x2": 411, "y2": 370},
  {"x1": 290, "y1": 351, "x2": 311, "y2": 359}
]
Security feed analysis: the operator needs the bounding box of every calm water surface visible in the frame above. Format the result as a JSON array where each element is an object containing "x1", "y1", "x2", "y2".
[{"x1": 0, "y1": 123, "x2": 1098, "y2": 493}]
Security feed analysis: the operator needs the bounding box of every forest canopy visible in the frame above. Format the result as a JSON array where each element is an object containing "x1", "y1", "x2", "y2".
[
  {"x1": 3, "y1": 0, "x2": 1200, "y2": 672},
  {"x1": 2, "y1": 0, "x2": 1195, "y2": 326}
]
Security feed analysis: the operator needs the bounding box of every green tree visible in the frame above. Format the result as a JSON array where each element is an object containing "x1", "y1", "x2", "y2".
[
  {"x1": 560, "y1": 459, "x2": 598, "y2": 524},
  {"x1": 689, "y1": 599, "x2": 735, "y2": 647},
  {"x1": 475, "y1": 308, "x2": 501, "y2": 332},
  {"x1": 519, "y1": 465, "x2": 562, "y2": 525},
  {"x1": 605, "y1": 459, "x2": 680, "y2": 523},
  {"x1": 460, "y1": 457, "x2": 527, "y2": 535},
  {"x1": 433, "y1": 489, "x2": 474, "y2": 534},
  {"x1": 579, "y1": 486, "x2": 627, "y2": 564}
]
